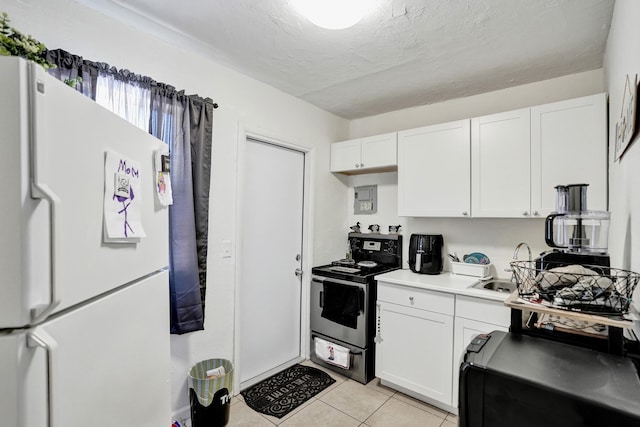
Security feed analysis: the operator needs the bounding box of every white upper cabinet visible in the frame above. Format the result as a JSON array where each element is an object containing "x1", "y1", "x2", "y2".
[
  {"x1": 330, "y1": 132, "x2": 397, "y2": 174},
  {"x1": 531, "y1": 93, "x2": 608, "y2": 215},
  {"x1": 334, "y1": 94, "x2": 607, "y2": 218},
  {"x1": 472, "y1": 108, "x2": 532, "y2": 218},
  {"x1": 398, "y1": 120, "x2": 471, "y2": 217},
  {"x1": 470, "y1": 94, "x2": 607, "y2": 218},
  {"x1": 330, "y1": 139, "x2": 362, "y2": 172}
]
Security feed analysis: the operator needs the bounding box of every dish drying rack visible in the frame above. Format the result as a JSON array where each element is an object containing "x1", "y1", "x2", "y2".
[
  {"x1": 510, "y1": 260, "x2": 639, "y2": 315},
  {"x1": 505, "y1": 260, "x2": 639, "y2": 356}
]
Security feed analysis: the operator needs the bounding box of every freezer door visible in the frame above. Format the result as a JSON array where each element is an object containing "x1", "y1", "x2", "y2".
[
  {"x1": 0, "y1": 57, "x2": 169, "y2": 327},
  {"x1": 0, "y1": 271, "x2": 171, "y2": 427}
]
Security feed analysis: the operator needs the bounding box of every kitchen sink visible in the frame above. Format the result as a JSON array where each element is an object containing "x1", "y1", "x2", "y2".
[{"x1": 470, "y1": 279, "x2": 516, "y2": 293}]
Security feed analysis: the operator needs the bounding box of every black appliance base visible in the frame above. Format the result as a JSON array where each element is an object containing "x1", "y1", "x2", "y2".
[
  {"x1": 459, "y1": 331, "x2": 640, "y2": 427},
  {"x1": 535, "y1": 250, "x2": 611, "y2": 271}
]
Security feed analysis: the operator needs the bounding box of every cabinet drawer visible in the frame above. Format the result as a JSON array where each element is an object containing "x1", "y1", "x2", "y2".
[
  {"x1": 455, "y1": 295, "x2": 510, "y2": 327},
  {"x1": 378, "y1": 282, "x2": 454, "y2": 316}
]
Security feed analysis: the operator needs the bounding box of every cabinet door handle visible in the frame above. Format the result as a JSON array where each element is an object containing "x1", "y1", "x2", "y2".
[
  {"x1": 533, "y1": 211, "x2": 540, "y2": 216},
  {"x1": 360, "y1": 163, "x2": 364, "y2": 167},
  {"x1": 462, "y1": 211, "x2": 468, "y2": 216},
  {"x1": 409, "y1": 296, "x2": 414, "y2": 303},
  {"x1": 522, "y1": 211, "x2": 529, "y2": 216},
  {"x1": 355, "y1": 163, "x2": 360, "y2": 168}
]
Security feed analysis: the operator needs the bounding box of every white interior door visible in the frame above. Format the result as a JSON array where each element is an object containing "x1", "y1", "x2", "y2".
[{"x1": 239, "y1": 137, "x2": 304, "y2": 385}]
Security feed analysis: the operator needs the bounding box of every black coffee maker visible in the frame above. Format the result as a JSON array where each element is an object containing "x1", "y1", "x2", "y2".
[{"x1": 409, "y1": 234, "x2": 443, "y2": 274}]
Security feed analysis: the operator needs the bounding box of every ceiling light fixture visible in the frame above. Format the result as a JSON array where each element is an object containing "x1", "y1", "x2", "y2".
[{"x1": 290, "y1": 0, "x2": 375, "y2": 30}]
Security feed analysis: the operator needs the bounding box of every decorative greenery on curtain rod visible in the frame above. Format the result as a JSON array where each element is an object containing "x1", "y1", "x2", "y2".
[{"x1": 0, "y1": 12, "x2": 55, "y2": 70}]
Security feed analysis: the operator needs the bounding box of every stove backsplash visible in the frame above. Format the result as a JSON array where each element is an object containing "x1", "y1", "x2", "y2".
[
  {"x1": 348, "y1": 232, "x2": 402, "y2": 267},
  {"x1": 345, "y1": 172, "x2": 546, "y2": 279}
]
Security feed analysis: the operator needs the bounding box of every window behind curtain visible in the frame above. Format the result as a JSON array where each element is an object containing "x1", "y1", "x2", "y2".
[{"x1": 95, "y1": 71, "x2": 151, "y2": 131}]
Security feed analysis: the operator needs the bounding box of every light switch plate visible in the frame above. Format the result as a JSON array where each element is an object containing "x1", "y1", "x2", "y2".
[{"x1": 221, "y1": 240, "x2": 232, "y2": 258}]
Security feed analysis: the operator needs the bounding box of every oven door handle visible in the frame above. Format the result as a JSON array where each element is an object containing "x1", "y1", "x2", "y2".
[{"x1": 319, "y1": 291, "x2": 324, "y2": 308}]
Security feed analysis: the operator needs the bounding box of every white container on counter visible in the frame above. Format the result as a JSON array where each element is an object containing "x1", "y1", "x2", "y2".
[{"x1": 450, "y1": 261, "x2": 492, "y2": 279}]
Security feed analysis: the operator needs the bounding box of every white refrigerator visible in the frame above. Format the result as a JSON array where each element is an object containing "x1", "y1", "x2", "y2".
[{"x1": 0, "y1": 57, "x2": 171, "y2": 426}]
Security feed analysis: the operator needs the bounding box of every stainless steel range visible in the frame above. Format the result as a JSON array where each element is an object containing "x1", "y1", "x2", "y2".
[{"x1": 310, "y1": 232, "x2": 402, "y2": 383}]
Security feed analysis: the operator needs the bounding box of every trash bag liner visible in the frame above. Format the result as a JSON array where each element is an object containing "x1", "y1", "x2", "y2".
[{"x1": 188, "y1": 359, "x2": 234, "y2": 407}]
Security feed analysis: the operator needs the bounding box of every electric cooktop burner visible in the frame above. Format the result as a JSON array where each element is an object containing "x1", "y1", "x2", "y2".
[{"x1": 357, "y1": 261, "x2": 378, "y2": 268}]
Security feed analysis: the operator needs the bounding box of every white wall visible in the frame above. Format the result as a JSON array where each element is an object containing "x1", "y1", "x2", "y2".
[
  {"x1": 346, "y1": 72, "x2": 604, "y2": 277},
  {"x1": 349, "y1": 70, "x2": 604, "y2": 138},
  {"x1": 1, "y1": 0, "x2": 349, "y2": 419},
  {"x1": 604, "y1": 0, "x2": 640, "y2": 311}
]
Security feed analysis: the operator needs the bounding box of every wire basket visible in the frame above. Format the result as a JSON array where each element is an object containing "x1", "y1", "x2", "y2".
[{"x1": 510, "y1": 260, "x2": 640, "y2": 315}]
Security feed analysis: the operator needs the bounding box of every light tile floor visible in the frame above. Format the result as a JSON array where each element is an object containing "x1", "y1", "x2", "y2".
[{"x1": 216, "y1": 360, "x2": 458, "y2": 427}]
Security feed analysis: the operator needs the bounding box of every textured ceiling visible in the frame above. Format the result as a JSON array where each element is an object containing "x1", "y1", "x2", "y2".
[{"x1": 77, "y1": 0, "x2": 615, "y2": 119}]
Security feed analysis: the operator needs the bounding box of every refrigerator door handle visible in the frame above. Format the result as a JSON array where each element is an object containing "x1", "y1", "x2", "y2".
[
  {"x1": 28, "y1": 329, "x2": 59, "y2": 427},
  {"x1": 28, "y1": 63, "x2": 61, "y2": 323}
]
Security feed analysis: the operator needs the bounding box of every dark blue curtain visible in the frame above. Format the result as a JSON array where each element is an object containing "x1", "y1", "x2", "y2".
[
  {"x1": 45, "y1": 49, "x2": 215, "y2": 334},
  {"x1": 150, "y1": 84, "x2": 214, "y2": 334}
]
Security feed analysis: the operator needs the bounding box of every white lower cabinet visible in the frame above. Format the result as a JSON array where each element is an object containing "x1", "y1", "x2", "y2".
[
  {"x1": 452, "y1": 296, "x2": 510, "y2": 410},
  {"x1": 375, "y1": 284, "x2": 510, "y2": 412},
  {"x1": 376, "y1": 283, "x2": 455, "y2": 407}
]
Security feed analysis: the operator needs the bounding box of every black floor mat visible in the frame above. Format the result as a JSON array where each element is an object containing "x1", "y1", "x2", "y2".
[{"x1": 241, "y1": 364, "x2": 336, "y2": 418}]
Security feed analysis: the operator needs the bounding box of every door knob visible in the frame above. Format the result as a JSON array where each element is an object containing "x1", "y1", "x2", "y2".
[{"x1": 295, "y1": 268, "x2": 303, "y2": 277}]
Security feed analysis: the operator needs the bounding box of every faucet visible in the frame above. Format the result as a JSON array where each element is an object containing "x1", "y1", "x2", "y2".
[
  {"x1": 506, "y1": 242, "x2": 532, "y2": 282},
  {"x1": 513, "y1": 242, "x2": 532, "y2": 262}
]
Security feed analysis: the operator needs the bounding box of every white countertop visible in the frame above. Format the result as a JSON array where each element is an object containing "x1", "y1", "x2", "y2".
[{"x1": 374, "y1": 269, "x2": 511, "y2": 302}]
